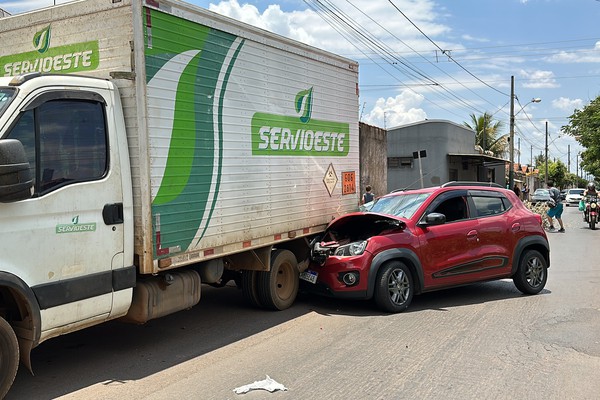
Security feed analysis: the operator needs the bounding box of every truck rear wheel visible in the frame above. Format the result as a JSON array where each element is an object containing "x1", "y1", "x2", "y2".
[
  {"x1": 241, "y1": 270, "x2": 262, "y2": 308},
  {"x1": 257, "y1": 250, "x2": 299, "y2": 310},
  {"x1": 0, "y1": 317, "x2": 19, "y2": 399}
]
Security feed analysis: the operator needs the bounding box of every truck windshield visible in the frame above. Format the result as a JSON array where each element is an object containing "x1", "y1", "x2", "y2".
[{"x1": 0, "y1": 88, "x2": 16, "y2": 116}]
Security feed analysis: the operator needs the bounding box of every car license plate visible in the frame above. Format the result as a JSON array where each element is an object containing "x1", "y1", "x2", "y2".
[{"x1": 299, "y1": 270, "x2": 318, "y2": 284}]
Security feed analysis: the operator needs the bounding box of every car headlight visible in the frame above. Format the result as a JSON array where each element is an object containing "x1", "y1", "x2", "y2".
[
  {"x1": 592, "y1": 203, "x2": 597, "y2": 209},
  {"x1": 334, "y1": 240, "x2": 368, "y2": 257}
]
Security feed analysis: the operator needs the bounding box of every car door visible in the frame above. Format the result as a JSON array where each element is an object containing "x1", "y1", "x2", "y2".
[
  {"x1": 467, "y1": 190, "x2": 513, "y2": 278},
  {"x1": 2, "y1": 88, "x2": 124, "y2": 332},
  {"x1": 416, "y1": 190, "x2": 482, "y2": 289}
]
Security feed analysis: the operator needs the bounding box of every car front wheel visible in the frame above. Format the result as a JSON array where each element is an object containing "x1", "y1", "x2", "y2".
[
  {"x1": 374, "y1": 261, "x2": 414, "y2": 313},
  {"x1": 513, "y1": 249, "x2": 547, "y2": 295}
]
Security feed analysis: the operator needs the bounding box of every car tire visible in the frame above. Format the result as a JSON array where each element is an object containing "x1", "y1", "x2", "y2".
[
  {"x1": 513, "y1": 249, "x2": 547, "y2": 295},
  {"x1": 257, "y1": 250, "x2": 299, "y2": 310},
  {"x1": 0, "y1": 317, "x2": 19, "y2": 399},
  {"x1": 374, "y1": 261, "x2": 414, "y2": 313}
]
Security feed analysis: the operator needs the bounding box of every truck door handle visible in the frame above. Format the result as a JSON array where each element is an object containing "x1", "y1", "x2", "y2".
[{"x1": 103, "y1": 203, "x2": 124, "y2": 225}]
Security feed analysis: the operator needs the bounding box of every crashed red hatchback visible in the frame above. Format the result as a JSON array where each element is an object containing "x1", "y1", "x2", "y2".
[{"x1": 302, "y1": 182, "x2": 550, "y2": 313}]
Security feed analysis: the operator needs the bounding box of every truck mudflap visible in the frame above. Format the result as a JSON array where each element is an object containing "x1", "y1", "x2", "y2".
[{"x1": 120, "y1": 270, "x2": 201, "y2": 324}]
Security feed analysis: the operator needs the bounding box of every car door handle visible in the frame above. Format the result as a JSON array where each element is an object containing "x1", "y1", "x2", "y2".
[
  {"x1": 103, "y1": 203, "x2": 124, "y2": 225},
  {"x1": 511, "y1": 223, "x2": 521, "y2": 232},
  {"x1": 467, "y1": 230, "x2": 479, "y2": 241}
]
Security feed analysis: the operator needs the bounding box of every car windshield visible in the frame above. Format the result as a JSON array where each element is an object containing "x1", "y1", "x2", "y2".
[
  {"x1": 369, "y1": 192, "x2": 432, "y2": 219},
  {"x1": 534, "y1": 189, "x2": 549, "y2": 195},
  {"x1": 0, "y1": 88, "x2": 16, "y2": 116},
  {"x1": 569, "y1": 189, "x2": 584, "y2": 195}
]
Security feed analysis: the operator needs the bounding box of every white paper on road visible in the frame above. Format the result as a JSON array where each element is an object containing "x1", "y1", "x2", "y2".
[{"x1": 233, "y1": 375, "x2": 288, "y2": 394}]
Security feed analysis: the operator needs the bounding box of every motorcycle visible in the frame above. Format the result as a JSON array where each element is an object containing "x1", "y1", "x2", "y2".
[{"x1": 584, "y1": 195, "x2": 599, "y2": 230}]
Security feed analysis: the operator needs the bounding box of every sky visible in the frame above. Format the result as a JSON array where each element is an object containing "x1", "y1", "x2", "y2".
[{"x1": 2, "y1": 0, "x2": 599, "y2": 177}]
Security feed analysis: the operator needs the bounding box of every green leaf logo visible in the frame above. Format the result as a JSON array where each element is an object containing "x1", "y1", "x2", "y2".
[
  {"x1": 33, "y1": 25, "x2": 51, "y2": 54},
  {"x1": 295, "y1": 87, "x2": 313, "y2": 123},
  {"x1": 72, "y1": 215, "x2": 79, "y2": 224}
]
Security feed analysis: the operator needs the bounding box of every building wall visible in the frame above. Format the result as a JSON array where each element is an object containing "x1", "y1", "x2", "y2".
[
  {"x1": 386, "y1": 120, "x2": 477, "y2": 191},
  {"x1": 359, "y1": 122, "x2": 387, "y2": 199}
]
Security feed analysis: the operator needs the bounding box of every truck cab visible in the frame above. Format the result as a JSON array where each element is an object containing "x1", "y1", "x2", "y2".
[{"x1": 0, "y1": 74, "x2": 136, "y2": 392}]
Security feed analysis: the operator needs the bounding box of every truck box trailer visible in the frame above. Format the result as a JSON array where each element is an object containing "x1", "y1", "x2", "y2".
[{"x1": 0, "y1": 0, "x2": 359, "y2": 395}]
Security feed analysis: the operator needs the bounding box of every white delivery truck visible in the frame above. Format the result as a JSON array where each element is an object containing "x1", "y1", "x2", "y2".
[{"x1": 0, "y1": 0, "x2": 359, "y2": 395}]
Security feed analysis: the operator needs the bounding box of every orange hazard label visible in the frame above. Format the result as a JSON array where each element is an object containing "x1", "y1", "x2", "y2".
[{"x1": 342, "y1": 171, "x2": 356, "y2": 195}]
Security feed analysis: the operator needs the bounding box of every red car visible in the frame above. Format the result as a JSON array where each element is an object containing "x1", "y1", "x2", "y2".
[{"x1": 302, "y1": 182, "x2": 550, "y2": 313}]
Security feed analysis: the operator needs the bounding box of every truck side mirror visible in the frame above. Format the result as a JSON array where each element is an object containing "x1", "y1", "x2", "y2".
[{"x1": 0, "y1": 139, "x2": 33, "y2": 202}]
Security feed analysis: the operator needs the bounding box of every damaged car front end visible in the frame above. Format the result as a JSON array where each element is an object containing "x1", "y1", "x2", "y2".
[{"x1": 303, "y1": 213, "x2": 407, "y2": 298}]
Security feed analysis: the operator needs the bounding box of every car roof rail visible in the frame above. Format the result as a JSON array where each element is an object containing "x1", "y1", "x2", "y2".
[{"x1": 441, "y1": 181, "x2": 503, "y2": 188}]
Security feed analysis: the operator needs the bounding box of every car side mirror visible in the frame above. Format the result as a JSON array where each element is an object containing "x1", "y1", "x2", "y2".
[
  {"x1": 0, "y1": 139, "x2": 33, "y2": 202},
  {"x1": 418, "y1": 212, "x2": 446, "y2": 227}
]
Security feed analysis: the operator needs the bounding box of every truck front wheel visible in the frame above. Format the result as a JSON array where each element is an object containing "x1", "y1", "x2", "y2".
[
  {"x1": 0, "y1": 317, "x2": 19, "y2": 399},
  {"x1": 257, "y1": 250, "x2": 299, "y2": 310}
]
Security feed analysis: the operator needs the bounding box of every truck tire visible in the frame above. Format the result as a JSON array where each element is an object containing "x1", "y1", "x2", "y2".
[
  {"x1": 0, "y1": 317, "x2": 19, "y2": 399},
  {"x1": 241, "y1": 270, "x2": 262, "y2": 308},
  {"x1": 257, "y1": 250, "x2": 299, "y2": 310}
]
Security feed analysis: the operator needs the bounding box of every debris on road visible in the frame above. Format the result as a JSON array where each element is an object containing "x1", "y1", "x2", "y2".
[{"x1": 233, "y1": 375, "x2": 288, "y2": 394}]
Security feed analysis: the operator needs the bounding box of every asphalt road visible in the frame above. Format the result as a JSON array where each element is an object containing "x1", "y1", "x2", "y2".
[{"x1": 7, "y1": 205, "x2": 600, "y2": 400}]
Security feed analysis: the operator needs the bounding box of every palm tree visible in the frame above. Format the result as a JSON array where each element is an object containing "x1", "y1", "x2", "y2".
[{"x1": 463, "y1": 113, "x2": 506, "y2": 158}]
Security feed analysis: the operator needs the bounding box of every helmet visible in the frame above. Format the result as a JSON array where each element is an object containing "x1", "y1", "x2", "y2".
[{"x1": 587, "y1": 182, "x2": 595, "y2": 191}]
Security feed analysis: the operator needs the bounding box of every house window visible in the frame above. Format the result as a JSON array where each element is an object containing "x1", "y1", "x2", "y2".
[
  {"x1": 388, "y1": 157, "x2": 413, "y2": 168},
  {"x1": 449, "y1": 168, "x2": 458, "y2": 181}
]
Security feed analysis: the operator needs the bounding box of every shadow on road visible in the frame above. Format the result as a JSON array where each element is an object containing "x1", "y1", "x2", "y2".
[{"x1": 8, "y1": 277, "x2": 549, "y2": 399}]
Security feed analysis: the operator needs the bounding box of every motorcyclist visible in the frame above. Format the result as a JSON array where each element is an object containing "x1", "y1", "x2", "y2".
[{"x1": 582, "y1": 182, "x2": 598, "y2": 222}]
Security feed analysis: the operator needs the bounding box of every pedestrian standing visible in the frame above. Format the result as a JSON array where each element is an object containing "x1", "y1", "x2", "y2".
[
  {"x1": 362, "y1": 185, "x2": 374, "y2": 205},
  {"x1": 546, "y1": 180, "x2": 565, "y2": 233},
  {"x1": 513, "y1": 184, "x2": 521, "y2": 199}
]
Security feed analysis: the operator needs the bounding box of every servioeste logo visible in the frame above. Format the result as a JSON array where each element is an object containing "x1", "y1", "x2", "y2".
[
  {"x1": 251, "y1": 88, "x2": 350, "y2": 157},
  {"x1": 0, "y1": 24, "x2": 99, "y2": 77}
]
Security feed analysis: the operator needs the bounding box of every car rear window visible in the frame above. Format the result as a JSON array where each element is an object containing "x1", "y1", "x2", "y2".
[
  {"x1": 472, "y1": 196, "x2": 506, "y2": 216},
  {"x1": 569, "y1": 189, "x2": 584, "y2": 195}
]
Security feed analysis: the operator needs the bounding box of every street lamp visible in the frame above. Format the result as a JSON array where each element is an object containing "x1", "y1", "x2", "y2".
[{"x1": 509, "y1": 75, "x2": 541, "y2": 189}]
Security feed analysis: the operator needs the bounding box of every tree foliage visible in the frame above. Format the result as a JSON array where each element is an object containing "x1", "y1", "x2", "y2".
[
  {"x1": 561, "y1": 97, "x2": 600, "y2": 178},
  {"x1": 463, "y1": 112, "x2": 506, "y2": 158},
  {"x1": 537, "y1": 159, "x2": 568, "y2": 188}
]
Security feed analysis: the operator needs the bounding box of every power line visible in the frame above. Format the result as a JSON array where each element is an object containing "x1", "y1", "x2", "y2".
[{"x1": 386, "y1": 0, "x2": 509, "y2": 97}]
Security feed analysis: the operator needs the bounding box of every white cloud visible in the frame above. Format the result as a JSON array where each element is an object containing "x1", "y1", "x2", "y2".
[
  {"x1": 519, "y1": 69, "x2": 559, "y2": 89},
  {"x1": 552, "y1": 97, "x2": 584, "y2": 113},
  {"x1": 546, "y1": 41, "x2": 600, "y2": 64},
  {"x1": 208, "y1": 0, "x2": 453, "y2": 57},
  {"x1": 362, "y1": 91, "x2": 427, "y2": 128}
]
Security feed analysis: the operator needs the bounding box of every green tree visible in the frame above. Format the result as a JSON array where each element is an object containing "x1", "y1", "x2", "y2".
[
  {"x1": 538, "y1": 159, "x2": 568, "y2": 188},
  {"x1": 463, "y1": 112, "x2": 506, "y2": 158},
  {"x1": 562, "y1": 97, "x2": 599, "y2": 178}
]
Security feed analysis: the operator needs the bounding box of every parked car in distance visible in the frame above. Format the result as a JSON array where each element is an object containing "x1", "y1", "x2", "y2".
[
  {"x1": 531, "y1": 188, "x2": 551, "y2": 205},
  {"x1": 302, "y1": 182, "x2": 550, "y2": 313},
  {"x1": 564, "y1": 188, "x2": 585, "y2": 207}
]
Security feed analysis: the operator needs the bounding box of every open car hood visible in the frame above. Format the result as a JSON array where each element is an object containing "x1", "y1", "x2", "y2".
[
  {"x1": 310, "y1": 212, "x2": 406, "y2": 264},
  {"x1": 326, "y1": 212, "x2": 406, "y2": 234}
]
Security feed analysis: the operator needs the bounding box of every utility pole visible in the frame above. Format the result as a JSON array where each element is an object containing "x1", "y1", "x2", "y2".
[
  {"x1": 568, "y1": 145, "x2": 571, "y2": 174},
  {"x1": 509, "y1": 76, "x2": 515, "y2": 189},
  {"x1": 545, "y1": 121, "x2": 548, "y2": 187},
  {"x1": 530, "y1": 145, "x2": 533, "y2": 168}
]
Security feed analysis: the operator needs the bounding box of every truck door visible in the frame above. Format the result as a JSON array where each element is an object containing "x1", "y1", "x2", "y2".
[{"x1": 2, "y1": 88, "x2": 124, "y2": 332}]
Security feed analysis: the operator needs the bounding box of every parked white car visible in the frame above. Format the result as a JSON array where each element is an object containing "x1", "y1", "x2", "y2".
[{"x1": 565, "y1": 188, "x2": 585, "y2": 206}]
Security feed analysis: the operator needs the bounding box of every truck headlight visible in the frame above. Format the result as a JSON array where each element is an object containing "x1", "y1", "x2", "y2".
[{"x1": 334, "y1": 240, "x2": 368, "y2": 257}]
